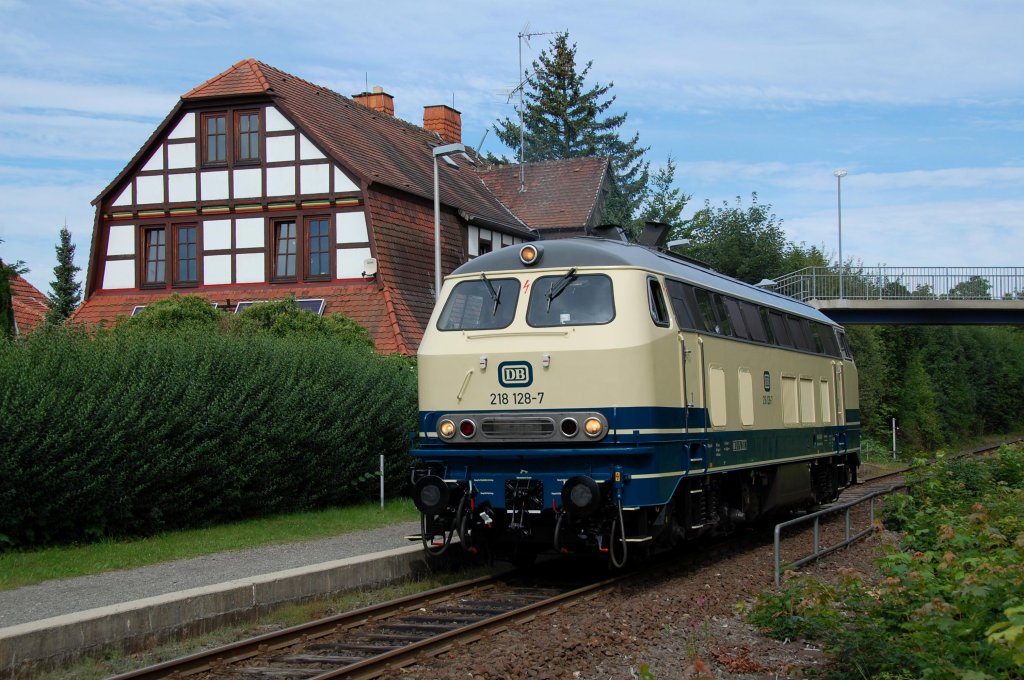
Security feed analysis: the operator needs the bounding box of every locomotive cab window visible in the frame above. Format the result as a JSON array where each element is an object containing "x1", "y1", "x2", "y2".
[
  {"x1": 836, "y1": 329, "x2": 854, "y2": 360},
  {"x1": 527, "y1": 273, "x2": 614, "y2": 327},
  {"x1": 437, "y1": 278, "x2": 519, "y2": 330},
  {"x1": 648, "y1": 277, "x2": 670, "y2": 327}
]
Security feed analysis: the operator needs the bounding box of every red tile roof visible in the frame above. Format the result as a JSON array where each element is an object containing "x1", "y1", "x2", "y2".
[
  {"x1": 9, "y1": 273, "x2": 49, "y2": 336},
  {"x1": 249, "y1": 61, "x2": 531, "y2": 235},
  {"x1": 182, "y1": 58, "x2": 272, "y2": 99},
  {"x1": 71, "y1": 283, "x2": 407, "y2": 354},
  {"x1": 477, "y1": 157, "x2": 610, "y2": 234}
]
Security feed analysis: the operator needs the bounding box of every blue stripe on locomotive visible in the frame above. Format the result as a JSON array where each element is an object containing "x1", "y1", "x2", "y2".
[{"x1": 416, "y1": 406, "x2": 860, "y2": 510}]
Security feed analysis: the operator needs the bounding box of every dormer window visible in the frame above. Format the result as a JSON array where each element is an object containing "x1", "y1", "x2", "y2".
[
  {"x1": 236, "y1": 111, "x2": 260, "y2": 162},
  {"x1": 203, "y1": 113, "x2": 227, "y2": 164},
  {"x1": 201, "y1": 110, "x2": 261, "y2": 166}
]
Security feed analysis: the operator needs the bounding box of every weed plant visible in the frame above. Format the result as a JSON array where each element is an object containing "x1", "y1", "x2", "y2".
[{"x1": 749, "y1": 444, "x2": 1024, "y2": 679}]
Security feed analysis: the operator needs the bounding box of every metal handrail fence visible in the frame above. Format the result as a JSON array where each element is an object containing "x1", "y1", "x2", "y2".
[
  {"x1": 773, "y1": 484, "x2": 906, "y2": 588},
  {"x1": 772, "y1": 267, "x2": 1024, "y2": 302}
]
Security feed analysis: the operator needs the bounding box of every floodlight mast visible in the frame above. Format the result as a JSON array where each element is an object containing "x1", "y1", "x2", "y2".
[
  {"x1": 834, "y1": 168, "x2": 848, "y2": 299},
  {"x1": 433, "y1": 143, "x2": 467, "y2": 299}
]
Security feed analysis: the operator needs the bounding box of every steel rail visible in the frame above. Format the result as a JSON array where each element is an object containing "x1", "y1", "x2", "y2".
[
  {"x1": 107, "y1": 574, "x2": 501, "y2": 680},
  {"x1": 310, "y1": 574, "x2": 625, "y2": 679}
]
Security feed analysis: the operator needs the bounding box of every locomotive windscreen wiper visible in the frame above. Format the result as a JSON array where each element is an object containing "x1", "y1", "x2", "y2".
[
  {"x1": 546, "y1": 267, "x2": 578, "y2": 311},
  {"x1": 480, "y1": 272, "x2": 501, "y2": 316}
]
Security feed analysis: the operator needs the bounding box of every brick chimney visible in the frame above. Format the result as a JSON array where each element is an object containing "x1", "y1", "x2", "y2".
[
  {"x1": 352, "y1": 86, "x2": 394, "y2": 116},
  {"x1": 423, "y1": 105, "x2": 462, "y2": 144}
]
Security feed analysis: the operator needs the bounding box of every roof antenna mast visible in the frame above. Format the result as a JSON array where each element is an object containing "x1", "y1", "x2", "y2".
[{"x1": 515, "y1": 24, "x2": 557, "y2": 193}]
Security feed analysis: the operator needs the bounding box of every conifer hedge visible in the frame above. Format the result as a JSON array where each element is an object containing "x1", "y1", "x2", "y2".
[{"x1": 0, "y1": 298, "x2": 417, "y2": 549}]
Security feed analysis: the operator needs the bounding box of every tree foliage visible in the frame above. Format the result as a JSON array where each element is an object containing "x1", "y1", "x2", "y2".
[
  {"x1": 849, "y1": 324, "x2": 1024, "y2": 452},
  {"x1": 46, "y1": 226, "x2": 82, "y2": 325},
  {"x1": 679, "y1": 194, "x2": 791, "y2": 284},
  {"x1": 639, "y1": 154, "x2": 691, "y2": 230},
  {"x1": 493, "y1": 32, "x2": 649, "y2": 230}
]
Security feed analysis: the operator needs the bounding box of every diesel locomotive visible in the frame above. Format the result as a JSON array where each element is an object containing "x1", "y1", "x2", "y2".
[{"x1": 411, "y1": 234, "x2": 859, "y2": 566}]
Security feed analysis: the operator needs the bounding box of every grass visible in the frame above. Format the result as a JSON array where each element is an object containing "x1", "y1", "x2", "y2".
[{"x1": 0, "y1": 498, "x2": 418, "y2": 591}]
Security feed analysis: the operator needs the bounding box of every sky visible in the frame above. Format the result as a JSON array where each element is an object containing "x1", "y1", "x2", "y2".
[{"x1": 2, "y1": 0, "x2": 1022, "y2": 294}]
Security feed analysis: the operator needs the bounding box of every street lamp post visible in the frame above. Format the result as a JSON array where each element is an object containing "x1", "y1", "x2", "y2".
[
  {"x1": 433, "y1": 142, "x2": 466, "y2": 299},
  {"x1": 834, "y1": 168, "x2": 847, "y2": 299}
]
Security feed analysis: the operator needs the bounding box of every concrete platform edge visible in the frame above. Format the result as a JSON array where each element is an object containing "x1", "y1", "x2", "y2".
[{"x1": 0, "y1": 544, "x2": 427, "y2": 675}]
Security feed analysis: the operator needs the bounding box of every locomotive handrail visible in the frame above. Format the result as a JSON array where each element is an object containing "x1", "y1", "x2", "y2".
[{"x1": 772, "y1": 483, "x2": 905, "y2": 587}]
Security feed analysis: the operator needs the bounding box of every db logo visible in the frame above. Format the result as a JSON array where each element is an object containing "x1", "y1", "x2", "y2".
[{"x1": 498, "y1": 361, "x2": 533, "y2": 388}]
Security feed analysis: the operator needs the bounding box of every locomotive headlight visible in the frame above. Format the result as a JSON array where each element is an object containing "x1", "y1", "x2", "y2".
[
  {"x1": 562, "y1": 475, "x2": 601, "y2": 518},
  {"x1": 519, "y1": 244, "x2": 543, "y2": 266},
  {"x1": 584, "y1": 417, "x2": 605, "y2": 438},
  {"x1": 413, "y1": 475, "x2": 450, "y2": 514},
  {"x1": 438, "y1": 419, "x2": 456, "y2": 439}
]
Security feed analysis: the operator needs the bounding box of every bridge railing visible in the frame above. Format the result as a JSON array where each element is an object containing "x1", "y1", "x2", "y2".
[{"x1": 772, "y1": 267, "x2": 1024, "y2": 302}]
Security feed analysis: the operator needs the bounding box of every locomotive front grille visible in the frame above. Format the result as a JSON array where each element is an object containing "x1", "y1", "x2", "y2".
[
  {"x1": 481, "y1": 416, "x2": 556, "y2": 440},
  {"x1": 433, "y1": 411, "x2": 608, "y2": 443}
]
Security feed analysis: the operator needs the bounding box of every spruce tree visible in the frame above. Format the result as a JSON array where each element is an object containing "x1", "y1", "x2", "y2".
[
  {"x1": 494, "y1": 32, "x2": 649, "y2": 232},
  {"x1": 639, "y1": 154, "x2": 691, "y2": 233},
  {"x1": 46, "y1": 226, "x2": 82, "y2": 324}
]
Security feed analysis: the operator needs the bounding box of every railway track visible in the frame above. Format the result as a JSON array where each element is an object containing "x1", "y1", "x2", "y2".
[
  {"x1": 109, "y1": 565, "x2": 624, "y2": 680},
  {"x1": 112, "y1": 439, "x2": 1023, "y2": 680}
]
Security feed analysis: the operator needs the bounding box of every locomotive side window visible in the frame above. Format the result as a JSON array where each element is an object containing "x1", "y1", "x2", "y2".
[
  {"x1": 437, "y1": 278, "x2": 518, "y2": 330},
  {"x1": 768, "y1": 311, "x2": 792, "y2": 347},
  {"x1": 665, "y1": 279, "x2": 704, "y2": 331},
  {"x1": 694, "y1": 288, "x2": 720, "y2": 333},
  {"x1": 723, "y1": 296, "x2": 747, "y2": 339},
  {"x1": 526, "y1": 273, "x2": 614, "y2": 327},
  {"x1": 787, "y1": 316, "x2": 814, "y2": 352},
  {"x1": 759, "y1": 307, "x2": 776, "y2": 344},
  {"x1": 711, "y1": 294, "x2": 734, "y2": 336},
  {"x1": 648, "y1": 277, "x2": 671, "y2": 327},
  {"x1": 741, "y1": 302, "x2": 769, "y2": 342}
]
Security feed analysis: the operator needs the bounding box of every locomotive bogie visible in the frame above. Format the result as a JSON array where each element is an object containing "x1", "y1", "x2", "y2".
[{"x1": 412, "y1": 238, "x2": 860, "y2": 565}]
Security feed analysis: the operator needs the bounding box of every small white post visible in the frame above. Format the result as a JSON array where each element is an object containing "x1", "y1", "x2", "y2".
[
  {"x1": 380, "y1": 454, "x2": 385, "y2": 509},
  {"x1": 891, "y1": 417, "x2": 897, "y2": 459}
]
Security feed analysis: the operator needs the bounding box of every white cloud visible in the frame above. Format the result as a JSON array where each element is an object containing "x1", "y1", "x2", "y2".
[{"x1": 0, "y1": 75, "x2": 175, "y2": 118}]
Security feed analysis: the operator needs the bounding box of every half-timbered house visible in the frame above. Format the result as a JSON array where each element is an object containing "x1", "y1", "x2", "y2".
[{"x1": 75, "y1": 60, "x2": 611, "y2": 353}]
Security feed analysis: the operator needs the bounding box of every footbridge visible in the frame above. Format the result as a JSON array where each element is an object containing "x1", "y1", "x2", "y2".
[{"x1": 771, "y1": 267, "x2": 1024, "y2": 324}]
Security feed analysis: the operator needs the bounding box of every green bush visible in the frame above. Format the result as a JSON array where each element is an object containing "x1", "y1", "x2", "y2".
[
  {"x1": 749, "y1": 445, "x2": 1024, "y2": 679},
  {"x1": 0, "y1": 303, "x2": 416, "y2": 549}
]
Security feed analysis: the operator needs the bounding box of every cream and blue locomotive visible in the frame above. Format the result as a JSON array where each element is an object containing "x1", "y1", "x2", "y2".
[{"x1": 411, "y1": 235, "x2": 859, "y2": 566}]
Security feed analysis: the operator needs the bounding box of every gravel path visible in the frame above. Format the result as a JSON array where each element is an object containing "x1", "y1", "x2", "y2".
[{"x1": 0, "y1": 520, "x2": 420, "y2": 629}]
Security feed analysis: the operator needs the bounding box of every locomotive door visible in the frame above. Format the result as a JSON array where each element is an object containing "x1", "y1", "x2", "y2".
[
  {"x1": 833, "y1": 363, "x2": 846, "y2": 426},
  {"x1": 678, "y1": 333, "x2": 705, "y2": 427}
]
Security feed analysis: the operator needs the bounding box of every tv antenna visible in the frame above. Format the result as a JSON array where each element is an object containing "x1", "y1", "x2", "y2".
[{"x1": 513, "y1": 25, "x2": 559, "y2": 192}]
